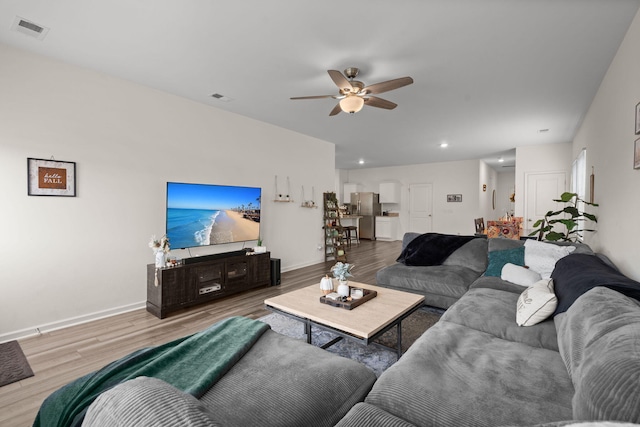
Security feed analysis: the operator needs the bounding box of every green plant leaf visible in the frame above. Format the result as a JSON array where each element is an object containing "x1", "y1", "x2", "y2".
[
  {"x1": 583, "y1": 213, "x2": 597, "y2": 222},
  {"x1": 558, "y1": 219, "x2": 577, "y2": 230},
  {"x1": 559, "y1": 192, "x2": 577, "y2": 202},
  {"x1": 545, "y1": 231, "x2": 564, "y2": 241},
  {"x1": 563, "y1": 206, "x2": 580, "y2": 217}
]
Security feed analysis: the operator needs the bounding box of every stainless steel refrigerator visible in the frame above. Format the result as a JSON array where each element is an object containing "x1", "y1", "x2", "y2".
[{"x1": 350, "y1": 192, "x2": 382, "y2": 240}]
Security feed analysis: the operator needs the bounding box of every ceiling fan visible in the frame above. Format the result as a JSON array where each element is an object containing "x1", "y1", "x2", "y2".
[{"x1": 291, "y1": 67, "x2": 414, "y2": 116}]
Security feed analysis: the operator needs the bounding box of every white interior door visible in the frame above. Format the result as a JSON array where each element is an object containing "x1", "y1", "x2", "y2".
[
  {"x1": 525, "y1": 172, "x2": 566, "y2": 232},
  {"x1": 409, "y1": 183, "x2": 433, "y2": 233}
]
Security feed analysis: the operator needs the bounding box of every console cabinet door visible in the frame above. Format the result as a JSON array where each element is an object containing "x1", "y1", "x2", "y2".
[
  {"x1": 227, "y1": 260, "x2": 249, "y2": 289},
  {"x1": 191, "y1": 262, "x2": 224, "y2": 301}
]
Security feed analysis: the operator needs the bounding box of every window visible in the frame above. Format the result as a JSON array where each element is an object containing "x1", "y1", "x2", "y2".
[
  {"x1": 571, "y1": 148, "x2": 587, "y2": 240},
  {"x1": 571, "y1": 148, "x2": 586, "y2": 199}
]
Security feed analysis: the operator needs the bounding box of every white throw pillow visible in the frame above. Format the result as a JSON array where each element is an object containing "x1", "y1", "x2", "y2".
[
  {"x1": 524, "y1": 239, "x2": 575, "y2": 279},
  {"x1": 501, "y1": 263, "x2": 542, "y2": 287},
  {"x1": 516, "y1": 278, "x2": 557, "y2": 326}
]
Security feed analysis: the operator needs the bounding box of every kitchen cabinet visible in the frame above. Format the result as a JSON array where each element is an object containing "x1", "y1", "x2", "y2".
[
  {"x1": 379, "y1": 182, "x2": 401, "y2": 203},
  {"x1": 375, "y1": 216, "x2": 399, "y2": 241}
]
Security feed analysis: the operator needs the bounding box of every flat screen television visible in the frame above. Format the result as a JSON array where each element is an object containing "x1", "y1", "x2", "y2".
[{"x1": 166, "y1": 182, "x2": 261, "y2": 249}]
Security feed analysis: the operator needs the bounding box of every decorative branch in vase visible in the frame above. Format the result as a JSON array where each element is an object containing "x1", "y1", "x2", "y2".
[{"x1": 149, "y1": 235, "x2": 170, "y2": 268}]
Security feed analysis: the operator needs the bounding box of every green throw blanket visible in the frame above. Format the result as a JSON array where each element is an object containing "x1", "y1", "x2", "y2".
[{"x1": 33, "y1": 316, "x2": 270, "y2": 427}]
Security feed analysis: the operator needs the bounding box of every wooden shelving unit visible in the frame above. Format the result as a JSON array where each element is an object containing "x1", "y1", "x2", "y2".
[{"x1": 323, "y1": 192, "x2": 347, "y2": 262}]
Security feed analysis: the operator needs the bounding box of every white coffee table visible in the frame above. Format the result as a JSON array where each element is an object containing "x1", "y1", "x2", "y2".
[{"x1": 264, "y1": 281, "x2": 424, "y2": 357}]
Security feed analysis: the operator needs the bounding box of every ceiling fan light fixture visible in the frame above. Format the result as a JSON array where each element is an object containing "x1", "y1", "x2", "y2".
[{"x1": 339, "y1": 96, "x2": 364, "y2": 114}]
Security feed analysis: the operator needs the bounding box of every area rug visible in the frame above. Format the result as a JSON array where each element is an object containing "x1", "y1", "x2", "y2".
[
  {"x1": 259, "y1": 307, "x2": 442, "y2": 377},
  {"x1": 0, "y1": 340, "x2": 34, "y2": 387}
]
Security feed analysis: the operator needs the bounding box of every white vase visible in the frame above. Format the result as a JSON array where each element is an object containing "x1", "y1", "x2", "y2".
[
  {"x1": 155, "y1": 251, "x2": 165, "y2": 268},
  {"x1": 337, "y1": 280, "x2": 350, "y2": 297}
]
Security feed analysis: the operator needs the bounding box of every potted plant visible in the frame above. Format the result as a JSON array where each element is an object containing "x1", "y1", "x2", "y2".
[
  {"x1": 331, "y1": 262, "x2": 354, "y2": 297},
  {"x1": 528, "y1": 192, "x2": 598, "y2": 242},
  {"x1": 254, "y1": 237, "x2": 267, "y2": 253}
]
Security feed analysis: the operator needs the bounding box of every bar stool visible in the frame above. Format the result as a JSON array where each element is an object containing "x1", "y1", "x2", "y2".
[{"x1": 345, "y1": 225, "x2": 359, "y2": 246}]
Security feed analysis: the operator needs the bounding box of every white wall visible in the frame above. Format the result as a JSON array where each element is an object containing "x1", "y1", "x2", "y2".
[
  {"x1": 496, "y1": 171, "x2": 516, "y2": 216},
  {"x1": 514, "y1": 142, "x2": 573, "y2": 218},
  {"x1": 342, "y1": 159, "x2": 482, "y2": 238},
  {"x1": 0, "y1": 44, "x2": 334, "y2": 340},
  {"x1": 478, "y1": 160, "x2": 498, "y2": 221},
  {"x1": 572, "y1": 10, "x2": 640, "y2": 281}
]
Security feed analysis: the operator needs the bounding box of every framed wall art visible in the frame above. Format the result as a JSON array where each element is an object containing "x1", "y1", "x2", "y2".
[
  {"x1": 635, "y1": 139, "x2": 640, "y2": 170},
  {"x1": 636, "y1": 102, "x2": 640, "y2": 135},
  {"x1": 27, "y1": 158, "x2": 76, "y2": 196}
]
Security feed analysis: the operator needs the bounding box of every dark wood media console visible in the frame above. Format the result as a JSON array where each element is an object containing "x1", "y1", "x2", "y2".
[{"x1": 146, "y1": 251, "x2": 271, "y2": 319}]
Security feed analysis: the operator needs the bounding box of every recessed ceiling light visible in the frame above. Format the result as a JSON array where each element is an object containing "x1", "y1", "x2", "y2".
[
  {"x1": 358, "y1": 159, "x2": 365, "y2": 165},
  {"x1": 498, "y1": 157, "x2": 504, "y2": 163},
  {"x1": 440, "y1": 142, "x2": 448, "y2": 148}
]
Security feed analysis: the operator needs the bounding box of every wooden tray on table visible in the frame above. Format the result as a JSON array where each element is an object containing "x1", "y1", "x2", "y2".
[{"x1": 319, "y1": 289, "x2": 377, "y2": 310}]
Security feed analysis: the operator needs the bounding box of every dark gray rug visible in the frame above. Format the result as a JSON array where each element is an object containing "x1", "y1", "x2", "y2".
[
  {"x1": 0, "y1": 340, "x2": 34, "y2": 387},
  {"x1": 260, "y1": 307, "x2": 442, "y2": 377}
]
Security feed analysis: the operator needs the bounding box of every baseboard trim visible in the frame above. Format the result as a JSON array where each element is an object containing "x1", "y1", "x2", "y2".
[
  {"x1": 281, "y1": 258, "x2": 324, "y2": 273},
  {"x1": 2, "y1": 258, "x2": 324, "y2": 343},
  {"x1": 0, "y1": 301, "x2": 146, "y2": 343}
]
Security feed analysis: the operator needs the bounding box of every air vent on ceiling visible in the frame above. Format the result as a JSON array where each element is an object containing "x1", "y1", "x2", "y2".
[
  {"x1": 11, "y1": 16, "x2": 50, "y2": 40},
  {"x1": 210, "y1": 93, "x2": 232, "y2": 102}
]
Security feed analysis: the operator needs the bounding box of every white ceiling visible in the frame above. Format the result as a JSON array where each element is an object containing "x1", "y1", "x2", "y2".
[{"x1": 1, "y1": 0, "x2": 639, "y2": 170}]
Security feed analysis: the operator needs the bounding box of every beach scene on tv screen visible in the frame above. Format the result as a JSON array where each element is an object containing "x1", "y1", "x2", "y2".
[{"x1": 166, "y1": 183, "x2": 261, "y2": 249}]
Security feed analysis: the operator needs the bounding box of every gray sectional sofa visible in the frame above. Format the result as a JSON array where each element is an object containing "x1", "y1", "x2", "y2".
[
  {"x1": 40, "y1": 325, "x2": 377, "y2": 427},
  {"x1": 376, "y1": 232, "x2": 489, "y2": 308},
  {"x1": 337, "y1": 233, "x2": 640, "y2": 426},
  {"x1": 39, "y1": 232, "x2": 640, "y2": 426}
]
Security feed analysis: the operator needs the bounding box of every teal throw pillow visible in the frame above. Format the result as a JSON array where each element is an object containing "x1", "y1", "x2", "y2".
[{"x1": 485, "y1": 246, "x2": 525, "y2": 277}]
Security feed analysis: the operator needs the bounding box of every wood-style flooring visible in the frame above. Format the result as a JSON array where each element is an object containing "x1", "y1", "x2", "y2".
[{"x1": 0, "y1": 239, "x2": 402, "y2": 426}]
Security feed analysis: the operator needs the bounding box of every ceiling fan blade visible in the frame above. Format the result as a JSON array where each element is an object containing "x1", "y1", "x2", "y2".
[
  {"x1": 328, "y1": 70, "x2": 354, "y2": 93},
  {"x1": 363, "y1": 77, "x2": 414, "y2": 95},
  {"x1": 364, "y1": 96, "x2": 397, "y2": 110},
  {"x1": 329, "y1": 103, "x2": 343, "y2": 116},
  {"x1": 290, "y1": 95, "x2": 336, "y2": 100}
]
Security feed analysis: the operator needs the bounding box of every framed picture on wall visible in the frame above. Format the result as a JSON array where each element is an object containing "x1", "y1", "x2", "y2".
[
  {"x1": 636, "y1": 102, "x2": 640, "y2": 135},
  {"x1": 27, "y1": 158, "x2": 76, "y2": 196},
  {"x1": 635, "y1": 139, "x2": 640, "y2": 170}
]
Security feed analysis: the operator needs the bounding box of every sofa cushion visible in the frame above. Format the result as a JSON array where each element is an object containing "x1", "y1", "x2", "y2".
[
  {"x1": 551, "y1": 254, "x2": 640, "y2": 315},
  {"x1": 488, "y1": 237, "x2": 524, "y2": 252},
  {"x1": 524, "y1": 239, "x2": 575, "y2": 279},
  {"x1": 366, "y1": 320, "x2": 573, "y2": 426},
  {"x1": 396, "y1": 233, "x2": 476, "y2": 266},
  {"x1": 485, "y1": 246, "x2": 525, "y2": 276},
  {"x1": 442, "y1": 238, "x2": 488, "y2": 273},
  {"x1": 442, "y1": 287, "x2": 559, "y2": 350},
  {"x1": 199, "y1": 329, "x2": 376, "y2": 427},
  {"x1": 470, "y1": 275, "x2": 527, "y2": 295},
  {"x1": 335, "y1": 402, "x2": 417, "y2": 427},
  {"x1": 376, "y1": 263, "x2": 482, "y2": 307},
  {"x1": 516, "y1": 278, "x2": 557, "y2": 327},
  {"x1": 502, "y1": 263, "x2": 542, "y2": 286},
  {"x1": 83, "y1": 376, "x2": 221, "y2": 427},
  {"x1": 555, "y1": 287, "x2": 640, "y2": 423}
]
